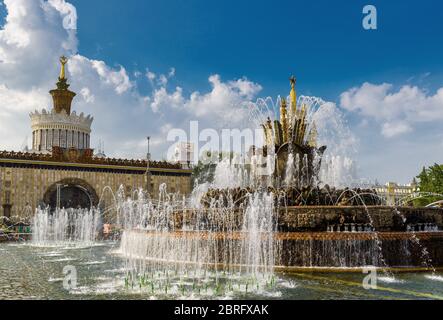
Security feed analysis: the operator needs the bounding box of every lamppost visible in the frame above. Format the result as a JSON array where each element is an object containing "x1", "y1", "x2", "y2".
[{"x1": 146, "y1": 136, "x2": 152, "y2": 195}]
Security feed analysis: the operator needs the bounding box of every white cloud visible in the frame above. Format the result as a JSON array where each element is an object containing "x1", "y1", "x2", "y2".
[
  {"x1": 88, "y1": 59, "x2": 133, "y2": 94},
  {"x1": 185, "y1": 74, "x2": 262, "y2": 125},
  {"x1": 158, "y1": 74, "x2": 168, "y2": 86},
  {"x1": 168, "y1": 67, "x2": 175, "y2": 78},
  {"x1": 340, "y1": 82, "x2": 443, "y2": 137},
  {"x1": 0, "y1": 84, "x2": 49, "y2": 148},
  {"x1": 80, "y1": 87, "x2": 94, "y2": 103},
  {"x1": 146, "y1": 69, "x2": 156, "y2": 82},
  {"x1": 146, "y1": 67, "x2": 176, "y2": 87},
  {"x1": 381, "y1": 121, "x2": 412, "y2": 138},
  {"x1": 146, "y1": 74, "x2": 262, "y2": 130},
  {"x1": 0, "y1": 0, "x2": 77, "y2": 87},
  {"x1": 150, "y1": 86, "x2": 184, "y2": 112}
]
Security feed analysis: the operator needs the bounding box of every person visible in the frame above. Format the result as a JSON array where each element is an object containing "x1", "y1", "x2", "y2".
[{"x1": 103, "y1": 224, "x2": 112, "y2": 234}]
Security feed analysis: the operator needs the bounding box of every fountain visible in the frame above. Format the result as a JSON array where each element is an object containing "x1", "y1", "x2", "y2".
[
  {"x1": 115, "y1": 185, "x2": 279, "y2": 294},
  {"x1": 16, "y1": 76, "x2": 443, "y2": 299},
  {"x1": 31, "y1": 207, "x2": 101, "y2": 246},
  {"x1": 110, "y1": 77, "x2": 443, "y2": 298}
]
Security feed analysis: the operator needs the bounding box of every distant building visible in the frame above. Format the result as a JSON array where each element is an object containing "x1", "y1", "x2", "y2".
[
  {"x1": 0, "y1": 57, "x2": 192, "y2": 220},
  {"x1": 173, "y1": 142, "x2": 194, "y2": 167},
  {"x1": 374, "y1": 180, "x2": 418, "y2": 206}
]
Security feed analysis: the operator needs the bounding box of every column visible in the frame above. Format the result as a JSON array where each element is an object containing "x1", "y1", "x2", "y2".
[
  {"x1": 51, "y1": 129, "x2": 55, "y2": 150},
  {"x1": 68, "y1": 130, "x2": 71, "y2": 148},
  {"x1": 60, "y1": 130, "x2": 65, "y2": 148},
  {"x1": 38, "y1": 130, "x2": 42, "y2": 151},
  {"x1": 45, "y1": 129, "x2": 50, "y2": 150},
  {"x1": 42, "y1": 130, "x2": 46, "y2": 151}
]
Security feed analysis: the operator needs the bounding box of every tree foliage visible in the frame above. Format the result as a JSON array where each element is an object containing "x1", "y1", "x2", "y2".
[
  {"x1": 415, "y1": 164, "x2": 443, "y2": 206},
  {"x1": 191, "y1": 151, "x2": 237, "y2": 188}
]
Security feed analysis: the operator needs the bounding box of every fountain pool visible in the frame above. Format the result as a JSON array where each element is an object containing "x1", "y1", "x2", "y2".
[{"x1": 1, "y1": 242, "x2": 443, "y2": 300}]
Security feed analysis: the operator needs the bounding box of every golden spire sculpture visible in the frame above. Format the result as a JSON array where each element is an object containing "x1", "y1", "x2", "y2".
[
  {"x1": 261, "y1": 117, "x2": 274, "y2": 148},
  {"x1": 59, "y1": 56, "x2": 68, "y2": 80},
  {"x1": 261, "y1": 75, "x2": 320, "y2": 149},
  {"x1": 280, "y1": 97, "x2": 289, "y2": 143},
  {"x1": 289, "y1": 75, "x2": 297, "y2": 118},
  {"x1": 297, "y1": 103, "x2": 307, "y2": 145}
]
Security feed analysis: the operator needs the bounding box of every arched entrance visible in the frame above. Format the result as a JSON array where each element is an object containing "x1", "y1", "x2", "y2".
[{"x1": 43, "y1": 178, "x2": 99, "y2": 210}]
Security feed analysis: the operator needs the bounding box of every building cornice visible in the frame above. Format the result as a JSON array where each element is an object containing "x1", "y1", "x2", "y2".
[
  {"x1": 30, "y1": 109, "x2": 93, "y2": 132},
  {"x1": 0, "y1": 150, "x2": 191, "y2": 174}
]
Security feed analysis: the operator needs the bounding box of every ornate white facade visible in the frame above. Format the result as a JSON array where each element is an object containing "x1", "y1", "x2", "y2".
[
  {"x1": 30, "y1": 109, "x2": 93, "y2": 153},
  {"x1": 374, "y1": 182, "x2": 418, "y2": 206}
]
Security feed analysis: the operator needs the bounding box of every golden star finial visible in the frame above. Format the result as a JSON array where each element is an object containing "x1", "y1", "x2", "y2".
[
  {"x1": 59, "y1": 56, "x2": 68, "y2": 80},
  {"x1": 290, "y1": 75, "x2": 296, "y2": 88}
]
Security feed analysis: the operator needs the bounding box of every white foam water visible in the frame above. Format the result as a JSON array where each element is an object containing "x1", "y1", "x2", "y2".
[
  {"x1": 31, "y1": 207, "x2": 101, "y2": 246},
  {"x1": 116, "y1": 186, "x2": 279, "y2": 296},
  {"x1": 425, "y1": 274, "x2": 443, "y2": 282},
  {"x1": 378, "y1": 276, "x2": 405, "y2": 284}
]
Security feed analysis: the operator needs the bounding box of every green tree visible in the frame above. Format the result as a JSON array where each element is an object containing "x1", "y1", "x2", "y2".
[
  {"x1": 191, "y1": 151, "x2": 238, "y2": 188},
  {"x1": 414, "y1": 164, "x2": 443, "y2": 206},
  {"x1": 192, "y1": 161, "x2": 216, "y2": 187}
]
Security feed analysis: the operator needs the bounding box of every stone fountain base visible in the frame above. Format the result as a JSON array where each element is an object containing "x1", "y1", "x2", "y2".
[
  {"x1": 123, "y1": 206, "x2": 443, "y2": 271},
  {"x1": 276, "y1": 231, "x2": 443, "y2": 269},
  {"x1": 128, "y1": 229, "x2": 443, "y2": 270}
]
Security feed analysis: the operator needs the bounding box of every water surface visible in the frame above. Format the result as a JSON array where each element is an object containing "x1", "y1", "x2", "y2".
[{"x1": 1, "y1": 242, "x2": 442, "y2": 300}]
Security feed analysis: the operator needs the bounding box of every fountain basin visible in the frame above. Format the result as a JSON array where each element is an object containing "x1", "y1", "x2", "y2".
[
  {"x1": 120, "y1": 229, "x2": 443, "y2": 271},
  {"x1": 175, "y1": 206, "x2": 443, "y2": 232},
  {"x1": 121, "y1": 230, "x2": 443, "y2": 241}
]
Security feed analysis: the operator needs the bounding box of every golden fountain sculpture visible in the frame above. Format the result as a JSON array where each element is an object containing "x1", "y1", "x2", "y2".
[
  {"x1": 263, "y1": 76, "x2": 318, "y2": 149},
  {"x1": 261, "y1": 76, "x2": 326, "y2": 187}
]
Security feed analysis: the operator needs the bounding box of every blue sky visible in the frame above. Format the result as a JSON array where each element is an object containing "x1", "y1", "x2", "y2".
[
  {"x1": 68, "y1": 0, "x2": 443, "y2": 98},
  {"x1": 1, "y1": 0, "x2": 443, "y2": 184}
]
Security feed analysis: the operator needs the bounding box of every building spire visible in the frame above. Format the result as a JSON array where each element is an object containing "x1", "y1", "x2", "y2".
[{"x1": 50, "y1": 56, "x2": 76, "y2": 114}]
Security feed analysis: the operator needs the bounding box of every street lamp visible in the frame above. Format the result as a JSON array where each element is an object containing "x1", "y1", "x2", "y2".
[{"x1": 147, "y1": 136, "x2": 151, "y2": 162}]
